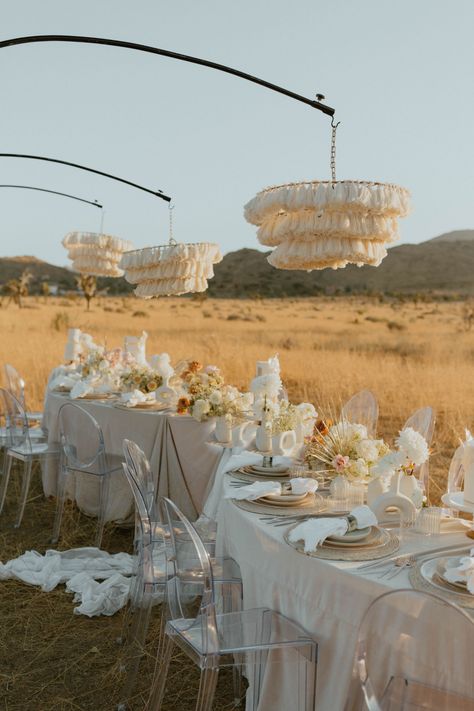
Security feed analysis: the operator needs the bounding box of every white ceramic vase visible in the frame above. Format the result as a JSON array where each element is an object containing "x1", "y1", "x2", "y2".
[{"x1": 215, "y1": 415, "x2": 232, "y2": 443}]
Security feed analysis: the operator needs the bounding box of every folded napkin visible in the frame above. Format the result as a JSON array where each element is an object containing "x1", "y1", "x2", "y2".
[
  {"x1": 225, "y1": 481, "x2": 282, "y2": 501},
  {"x1": 70, "y1": 381, "x2": 94, "y2": 399},
  {"x1": 49, "y1": 373, "x2": 81, "y2": 391},
  {"x1": 288, "y1": 505, "x2": 378, "y2": 553},
  {"x1": 290, "y1": 478, "x2": 318, "y2": 495},
  {"x1": 443, "y1": 548, "x2": 474, "y2": 594},
  {"x1": 121, "y1": 390, "x2": 156, "y2": 408}
]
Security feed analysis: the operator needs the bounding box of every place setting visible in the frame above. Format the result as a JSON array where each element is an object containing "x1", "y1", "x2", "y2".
[
  {"x1": 283, "y1": 504, "x2": 400, "y2": 561},
  {"x1": 225, "y1": 477, "x2": 327, "y2": 516}
]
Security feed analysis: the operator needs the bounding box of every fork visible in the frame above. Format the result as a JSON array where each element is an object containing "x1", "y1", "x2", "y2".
[{"x1": 377, "y1": 555, "x2": 416, "y2": 580}]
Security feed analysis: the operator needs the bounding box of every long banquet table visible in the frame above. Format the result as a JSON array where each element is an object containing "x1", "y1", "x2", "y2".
[
  {"x1": 42, "y1": 391, "x2": 223, "y2": 522},
  {"x1": 214, "y1": 474, "x2": 471, "y2": 711}
]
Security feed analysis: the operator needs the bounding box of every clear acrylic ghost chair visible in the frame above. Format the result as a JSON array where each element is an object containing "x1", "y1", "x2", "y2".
[
  {"x1": 51, "y1": 402, "x2": 123, "y2": 548},
  {"x1": 402, "y1": 406, "x2": 436, "y2": 501},
  {"x1": 149, "y1": 497, "x2": 317, "y2": 711},
  {"x1": 342, "y1": 390, "x2": 379, "y2": 437},
  {"x1": 349, "y1": 588, "x2": 474, "y2": 711},
  {"x1": 4, "y1": 363, "x2": 43, "y2": 425},
  {"x1": 119, "y1": 443, "x2": 242, "y2": 710},
  {"x1": 0, "y1": 388, "x2": 60, "y2": 528}
]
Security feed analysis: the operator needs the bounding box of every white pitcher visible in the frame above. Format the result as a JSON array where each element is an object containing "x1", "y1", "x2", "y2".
[
  {"x1": 215, "y1": 415, "x2": 232, "y2": 443},
  {"x1": 271, "y1": 430, "x2": 296, "y2": 456},
  {"x1": 232, "y1": 421, "x2": 256, "y2": 448}
]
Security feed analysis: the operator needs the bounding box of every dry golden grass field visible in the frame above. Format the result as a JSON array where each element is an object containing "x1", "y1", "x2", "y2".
[{"x1": 1, "y1": 293, "x2": 473, "y2": 709}]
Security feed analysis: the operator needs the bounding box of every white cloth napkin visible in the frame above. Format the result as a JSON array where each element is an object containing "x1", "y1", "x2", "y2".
[
  {"x1": 443, "y1": 548, "x2": 474, "y2": 594},
  {"x1": 121, "y1": 389, "x2": 155, "y2": 408},
  {"x1": 70, "y1": 380, "x2": 94, "y2": 399},
  {"x1": 0, "y1": 547, "x2": 134, "y2": 616},
  {"x1": 290, "y1": 478, "x2": 318, "y2": 495},
  {"x1": 225, "y1": 481, "x2": 282, "y2": 501},
  {"x1": 288, "y1": 505, "x2": 377, "y2": 553}
]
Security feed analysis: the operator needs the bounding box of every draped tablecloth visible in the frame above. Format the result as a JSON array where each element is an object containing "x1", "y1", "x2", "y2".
[
  {"x1": 42, "y1": 392, "x2": 224, "y2": 522},
  {"x1": 214, "y1": 476, "x2": 471, "y2": 711}
]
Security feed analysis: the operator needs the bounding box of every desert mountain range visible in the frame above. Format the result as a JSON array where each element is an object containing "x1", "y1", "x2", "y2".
[{"x1": 1, "y1": 230, "x2": 473, "y2": 297}]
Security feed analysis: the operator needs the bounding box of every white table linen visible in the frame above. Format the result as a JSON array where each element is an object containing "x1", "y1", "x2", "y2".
[
  {"x1": 42, "y1": 391, "x2": 223, "y2": 522},
  {"x1": 214, "y1": 476, "x2": 470, "y2": 711}
]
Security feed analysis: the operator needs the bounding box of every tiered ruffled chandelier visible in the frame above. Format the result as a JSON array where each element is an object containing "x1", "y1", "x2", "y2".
[
  {"x1": 244, "y1": 179, "x2": 411, "y2": 271},
  {"x1": 62, "y1": 232, "x2": 134, "y2": 277},
  {"x1": 119, "y1": 208, "x2": 222, "y2": 297},
  {"x1": 244, "y1": 120, "x2": 411, "y2": 271}
]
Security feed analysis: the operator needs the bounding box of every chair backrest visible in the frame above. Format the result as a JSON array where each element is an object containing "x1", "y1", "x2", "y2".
[
  {"x1": 402, "y1": 406, "x2": 436, "y2": 495},
  {"x1": 447, "y1": 444, "x2": 464, "y2": 494},
  {"x1": 122, "y1": 439, "x2": 156, "y2": 516},
  {"x1": 341, "y1": 390, "x2": 379, "y2": 437},
  {"x1": 4, "y1": 364, "x2": 26, "y2": 407},
  {"x1": 58, "y1": 402, "x2": 105, "y2": 471},
  {"x1": 352, "y1": 588, "x2": 474, "y2": 711},
  {"x1": 159, "y1": 496, "x2": 219, "y2": 655},
  {"x1": 0, "y1": 387, "x2": 32, "y2": 452}
]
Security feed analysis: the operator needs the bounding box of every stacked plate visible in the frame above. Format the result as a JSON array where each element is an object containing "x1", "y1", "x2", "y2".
[
  {"x1": 259, "y1": 486, "x2": 312, "y2": 507},
  {"x1": 285, "y1": 524, "x2": 399, "y2": 561}
]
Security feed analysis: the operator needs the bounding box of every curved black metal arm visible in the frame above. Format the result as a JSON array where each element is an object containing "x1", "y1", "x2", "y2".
[
  {"x1": 0, "y1": 154, "x2": 171, "y2": 202},
  {"x1": 0, "y1": 34, "x2": 335, "y2": 117},
  {"x1": 0, "y1": 184, "x2": 102, "y2": 208}
]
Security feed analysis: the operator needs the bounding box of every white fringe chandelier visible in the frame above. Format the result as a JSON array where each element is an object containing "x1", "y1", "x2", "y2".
[
  {"x1": 119, "y1": 207, "x2": 222, "y2": 297},
  {"x1": 119, "y1": 241, "x2": 222, "y2": 297},
  {"x1": 244, "y1": 120, "x2": 411, "y2": 271},
  {"x1": 62, "y1": 232, "x2": 134, "y2": 277}
]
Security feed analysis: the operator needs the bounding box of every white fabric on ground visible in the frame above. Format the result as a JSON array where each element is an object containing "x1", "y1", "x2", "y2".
[{"x1": 0, "y1": 547, "x2": 134, "y2": 617}]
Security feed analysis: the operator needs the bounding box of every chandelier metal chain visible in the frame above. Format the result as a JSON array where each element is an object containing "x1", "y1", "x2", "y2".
[
  {"x1": 330, "y1": 117, "x2": 340, "y2": 182},
  {"x1": 168, "y1": 204, "x2": 177, "y2": 246}
]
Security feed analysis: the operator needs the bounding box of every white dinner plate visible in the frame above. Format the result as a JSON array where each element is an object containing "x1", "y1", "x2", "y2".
[
  {"x1": 323, "y1": 526, "x2": 380, "y2": 548},
  {"x1": 437, "y1": 557, "x2": 469, "y2": 591},
  {"x1": 328, "y1": 527, "x2": 372, "y2": 543},
  {"x1": 441, "y1": 492, "x2": 474, "y2": 515}
]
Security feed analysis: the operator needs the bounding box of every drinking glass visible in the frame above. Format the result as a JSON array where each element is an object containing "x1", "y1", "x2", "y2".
[{"x1": 415, "y1": 506, "x2": 442, "y2": 535}]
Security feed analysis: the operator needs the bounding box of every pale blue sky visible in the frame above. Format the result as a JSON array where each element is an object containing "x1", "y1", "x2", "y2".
[{"x1": 0, "y1": 0, "x2": 472, "y2": 266}]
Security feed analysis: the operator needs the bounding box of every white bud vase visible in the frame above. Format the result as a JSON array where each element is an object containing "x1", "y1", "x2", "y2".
[{"x1": 398, "y1": 473, "x2": 424, "y2": 509}]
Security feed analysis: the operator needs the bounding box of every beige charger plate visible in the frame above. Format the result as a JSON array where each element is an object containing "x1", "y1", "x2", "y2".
[
  {"x1": 113, "y1": 401, "x2": 169, "y2": 411},
  {"x1": 233, "y1": 493, "x2": 327, "y2": 517},
  {"x1": 284, "y1": 525, "x2": 399, "y2": 561}
]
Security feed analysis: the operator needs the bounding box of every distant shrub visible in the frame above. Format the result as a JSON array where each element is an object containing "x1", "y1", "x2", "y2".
[
  {"x1": 386, "y1": 321, "x2": 406, "y2": 331},
  {"x1": 227, "y1": 313, "x2": 240, "y2": 321},
  {"x1": 132, "y1": 310, "x2": 148, "y2": 318},
  {"x1": 51, "y1": 311, "x2": 70, "y2": 332}
]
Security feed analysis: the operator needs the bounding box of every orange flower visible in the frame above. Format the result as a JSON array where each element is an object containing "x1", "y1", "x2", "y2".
[{"x1": 177, "y1": 397, "x2": 191, "y2": 414}]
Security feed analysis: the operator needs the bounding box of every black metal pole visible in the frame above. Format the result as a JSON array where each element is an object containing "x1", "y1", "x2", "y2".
[
  {"x1": 0, "y1": 184, "x2": 102, "y2": 208},
  {"x1": 0, "y1": 34, "x2": 335, "y2": 117},
  {"x1": 0, "y1": 154, "x2": 171, "y2": 202}
]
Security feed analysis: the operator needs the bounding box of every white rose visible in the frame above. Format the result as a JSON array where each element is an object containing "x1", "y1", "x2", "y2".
[{"x1": 210, "y1": 390, "x2": 223, "y2": 405}]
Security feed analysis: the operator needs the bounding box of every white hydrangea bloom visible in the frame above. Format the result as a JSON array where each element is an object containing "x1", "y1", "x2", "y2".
[{"x1": 396, "y1": 427, "x2": 429, "y2": 466}]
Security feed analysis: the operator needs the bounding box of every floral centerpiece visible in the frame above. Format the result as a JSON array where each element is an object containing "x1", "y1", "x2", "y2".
[
  {"x1": 120, "y1": 365, "x2": 163, "y2": 394},
  {"x1": 304, "y1": 419, "x2": 389, "y2": 483},
  {"x1": 176, "y1": 363, "x2": 253, "y2": 423}
]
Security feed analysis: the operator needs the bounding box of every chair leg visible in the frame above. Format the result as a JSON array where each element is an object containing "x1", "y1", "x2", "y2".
[
  {"x1": 146, "y1": 634, "x2": 174, "y2": 711},
  {"x1": 119, "y1": 588, "x2": 153, "y2": 707},
  {"x1": 0, "y1": 454, "x2": 13, "y2": 514},
  {"x1": 51, "y1": 465, "x2": 68, "y2": 544},
  {"x1": 96, "y1": 471, "x2": 111, "y2": 548},
  {"x1": 14, "y1": 458, "x2": 33, "y2": 528},
  {"x1": 195, "y1": 666, "x2": 219, "y2": 711},
  {"x1": 232, "y1": 654, "x2": 245, "y2": 707}
]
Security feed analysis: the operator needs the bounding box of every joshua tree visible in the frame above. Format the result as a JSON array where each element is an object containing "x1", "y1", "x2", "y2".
[
  {"x1": 4, "y1": 269, "x2": 33, "y2": 308},
  {"x1": 76, "y1": 274, "x2": 97, "y2": 310}
]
